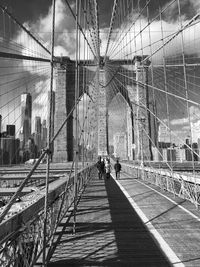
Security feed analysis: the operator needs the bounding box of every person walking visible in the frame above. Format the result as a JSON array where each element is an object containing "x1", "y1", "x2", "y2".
[
  {"x1": 96, "y1": 157, "x2": 102, "y2": 179},
  {"x1": 100, "y1": 158, "x2": 105, "y2": 179},
  {"x1": 96, "y1": 157, "x2": 105, "y2": 179},
  {"x1": 105, "y1": 158, "x2": 111, "y2": 179},
  {"x1": 114, "y1": 159, "x2": 121, "y2": 179}
]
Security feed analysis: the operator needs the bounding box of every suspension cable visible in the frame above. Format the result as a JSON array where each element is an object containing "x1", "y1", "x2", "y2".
[
  {"x1": 104, "y1": 0, "x2": 118, "y2": 60},
  {"x1": 64, "y1": 0, "x2": 97, "y2": 60},
  {"x1": 43, "y1": 0, "x2": 55, "y2": 265},
  {"x1": 0, "y1": 3, "x2": 51, "y2": 56}
]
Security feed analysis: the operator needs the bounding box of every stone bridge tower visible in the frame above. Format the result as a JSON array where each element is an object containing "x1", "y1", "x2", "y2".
[
  {"x1": 52, "y1": 56, "x2": 152, "y2": 162},
  {"x1": 126, "y1": 56, "x2": 152, "y2": 161},
  {"x1": 53, "y1": 57, "x2": 75, "y2": 162}
]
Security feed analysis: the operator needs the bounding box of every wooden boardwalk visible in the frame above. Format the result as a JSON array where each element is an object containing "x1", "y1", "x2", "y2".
[
  {"x1": 116, "y1": 173, "x2": 200, "y2": 267},
  {"x1": 48, "y1": 171, "x2": 171, "y2": 267}
]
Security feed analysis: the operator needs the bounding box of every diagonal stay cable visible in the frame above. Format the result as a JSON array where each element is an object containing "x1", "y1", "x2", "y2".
[
  {"x1": 104, "y1": 0, "x2": 119, "y2": 61},
  {"x1": 117, "y1": 70, "x2": 200, "y2": 108},
  {"x1": 109, "y1": 0, "x2": 176, "y2": 59},
  {"x1": 64, "y1": 0, "x2": 97, "y2": 61},
  {"x1": 81, "y1": 3, "x2": 98, "y2": 57},
  {"x1": 94, "y1": 0, "x2": 100, "y2": 59},
  {"x1": 108, "y1": 67, "x2": 200, "y2": 160},
  {"x1": 108, "y1": 0, "x2": 151, "y2": 59},
  {"x1": 0, "y1": 94, "x2": 83, "y2": 224},
  {"x1": 0, "y1": 3, "x2": 51, "y2": 56},
  {"x1": 142, "y1": 12, "x2": 200, "y2": 63}
]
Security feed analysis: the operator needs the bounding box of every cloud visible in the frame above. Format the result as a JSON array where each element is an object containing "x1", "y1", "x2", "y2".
[
  {"x1": 171, "y1": 129, "x2": 190, "y2": 143},
  {"x1": 182, "y1": 125, "x2": 191, "y2": 130},
  {"x1": 14, "y1": 0, "x2": 200, "y2": 64},
  {"x1": 170, "y1": 105, "x2": 200, "y2": 126},
  {"x1": 189, "y1": 105, "x2": 200, "y2": 120},
  {"x1": 162, "y1": 0, "x2": 200, "y2": 22},
  {"x1": 3, "y1": 0, "x2": 200, "y2": 143},
  {"x1": 14, "y1": 0, "x2": 75, "y2": 59},
  {"x1": 104, "y1": 1, "x2": 200, "y2": 64},
  {"x1": 170, "y1": 117, "x2": 189, "y2": 125},
  {"x1": 15, "y1": 0, "x2": 96, "y2": 61},
  {"x1": 169, "y1": 105, "x2": 200, "y2": 143}
]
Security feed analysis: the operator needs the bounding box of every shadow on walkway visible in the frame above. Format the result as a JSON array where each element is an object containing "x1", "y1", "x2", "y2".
[
  {"x1": 47, "y1": 174, "x2": 171, "y2": 266},
  {"x1": 104, "y1": 177, "x2": 171, "y2": 266}
]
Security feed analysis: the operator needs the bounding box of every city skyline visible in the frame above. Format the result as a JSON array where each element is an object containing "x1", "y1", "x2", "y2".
[
  {"x1": 0, "y1": 0, "x2": 200, "y2": 152},
  {"x1": 0, "y1": 110, "x2": 48, "y2": 165}
]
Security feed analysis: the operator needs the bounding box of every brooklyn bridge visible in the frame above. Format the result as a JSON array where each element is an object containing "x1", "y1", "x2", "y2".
[{"x1": 1, "y1": 0, "x2": 200, "y2": 266}]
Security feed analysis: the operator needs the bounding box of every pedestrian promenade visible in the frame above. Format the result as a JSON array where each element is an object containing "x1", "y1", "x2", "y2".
[
  {"x1": 115, "y1": 171, "x2": 200, "y2": 267},
  {"x1": 48, "y1": 171, "x2": 172, "y2": 266}
]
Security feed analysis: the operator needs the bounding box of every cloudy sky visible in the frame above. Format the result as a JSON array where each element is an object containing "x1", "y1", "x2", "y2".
[{"x1": 1, "y1": 0, "x2": 200, "y2": 146}]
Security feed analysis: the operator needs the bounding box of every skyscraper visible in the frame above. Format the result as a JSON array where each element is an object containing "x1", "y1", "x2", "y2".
[
  {"x1": 6, "y1": 125, "x2": 15, "y2": 137},
  {"x1": 21, "y1": 93, "x2": 32, "y2": 147},
  {"x1": 47, "y1": 91, "x2": 55, "y2": 141},
  {"x1": 41, "y1": 119, "x2": 47, "y2": 148},
  {"x1": 0, "y1": 114, "x2": 2, "y2": 134},
  {"x1": 47, "y1": 91, "x2": 55, "y2": 157},
  {"x1": 113, "y1": 132, "x2": 128, "y2": 160},
  {"x1": 34, "y1": 116, "x2": 42, "y2": 153}
]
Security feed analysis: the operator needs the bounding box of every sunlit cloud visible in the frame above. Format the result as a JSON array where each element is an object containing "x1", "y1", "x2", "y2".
[
  {"x1": 170, "y1": 117, "x2": 189, "y2": 125},
  {"x1": 102, "y1": 1, "x2": 200, "y2": 63}
]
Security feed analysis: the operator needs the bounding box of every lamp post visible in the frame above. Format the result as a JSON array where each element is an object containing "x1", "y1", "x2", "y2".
[
  {"x1": 140, "y1": 117, "x2": 146, "y2": 164},
  {"x1": 139, "y1": 117, "x2": 146, "y2": 180}
]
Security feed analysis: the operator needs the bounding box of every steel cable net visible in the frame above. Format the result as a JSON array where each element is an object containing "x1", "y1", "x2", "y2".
[
  {"x1": 103, "y1": 0, "x2": 200, "y2": 159},
  {"x1": 0, "y1": 1, "x2": 100, "y2": 266},
  {"x1": 1, "y1": 0, "x2": 200, "y2": 266},
  {"x1": 102, "y1": 0, "x2": 200, "y2": 207},
  {"x1": 0, "y1": 4, "x2": 51, "y2": 167}
]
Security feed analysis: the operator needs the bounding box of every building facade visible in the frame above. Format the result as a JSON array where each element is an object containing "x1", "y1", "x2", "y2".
[
  {"x1": 113, "y1": 132, "x2": 127, "y2": 160},
  {"x1": 21, "y1": 93, "x2": 32, "y2": 147}
]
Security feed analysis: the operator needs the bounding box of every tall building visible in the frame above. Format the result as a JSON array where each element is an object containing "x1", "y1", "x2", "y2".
[
  {"x1": 6, "y1": 125, "x2": 15, "y2": 137},
  {"x1": 21, "y1": 93, "x2": 32, "y2": 147},
  {"x1": 158, "y1": 124, "x2": 171, "y2": 143},
  {"x1": 126, "y1": 106, "x2": 134, "y2": 160},
  {"x1": 34, "y1": 116, "x2": 42, "y2": 153},
  {"x1": 47, "y1": 91, "x2": 55, "y2": 141},
  {"x1": 0, "y1": 114, "x2": 2, "y2": 134},
  {"x1": 191, "y1": 121, "x2": 200, "y2": 142},
  {"x1": 198, "y1": 138, "x2": 200, "y2": 151},
  {"x1": 0, "y1": 136, "x2": 20, "y2": 165},
  {"x1": 150, "y1": 101, "x2": 159, "y2": 148},
  {"x1": 175, "y1": 148, "x2": 186, "y2": 162},
  {"x1": 113, "y1": 132, "x2": 127, "y2": 160},
  {"x1": 41, "y1": 119, "x2": 47, "y2": 148},
  {"x1": 185, "y1": 138, "x2": 190, "y2": 146},
  {"x1": 47, "y1": 91, "x2": 55, "y2": 157},
  {"x1": 152, "y1": 146, "x2": 163, "y2": 161}
]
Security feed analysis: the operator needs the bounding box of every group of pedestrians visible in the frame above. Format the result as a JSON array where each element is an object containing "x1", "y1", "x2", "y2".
[{"x1": 96, "y1": 157, "x2": 121, "y2": 180}]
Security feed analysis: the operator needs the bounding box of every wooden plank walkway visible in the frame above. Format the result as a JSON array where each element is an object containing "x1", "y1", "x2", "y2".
[
  {"x1": 116, "y1": 172, "x2": 200, "y2": 267},
  {"x1": 48, "y1": 171, "x2": 171, "y2": 266}
]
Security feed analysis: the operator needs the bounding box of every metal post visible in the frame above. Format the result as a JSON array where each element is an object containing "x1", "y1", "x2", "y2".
[
  {"x1": 73, "y1": 0, "x2": 79, "y2": 234},
  {"x1": 106, "y1": 109, "x2": 109, "y2": 155},
  {"x1": 135, "y1": 58, "x2": 140, "y2": 161},
  {"x1": 43, "y1": 0, "x2": 55, "y2": 265},
  {"x1": 141, "y1": 128, "x2": 144, "y2": 166},
  {"x1": 145, "y1": 65, "x2": 153, "y2": 160},
  {"x1": 140, "y1": 118, "x2": 145, "y2": 180}
]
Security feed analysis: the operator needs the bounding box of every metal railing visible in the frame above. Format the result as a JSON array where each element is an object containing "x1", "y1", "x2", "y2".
[
  {"x1": 0, "y1": 164, "x2": 95, "y2": 267},
  {"x1": 122, "y1": 163, "x2": 200, "y2": 208}
]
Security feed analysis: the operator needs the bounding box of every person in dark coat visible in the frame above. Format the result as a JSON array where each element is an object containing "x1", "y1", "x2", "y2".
[
  {"x1": 96, "y1": 157, "x2": 105, "y2": 179},
  {"x1": 114, "y1": 159, "x2": 121, "y2": 179}
]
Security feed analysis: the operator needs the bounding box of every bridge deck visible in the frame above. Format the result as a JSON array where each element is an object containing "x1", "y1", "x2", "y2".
[
  {"x1": 116, "y1": 173, "x2": 200, "y2": 267},
  {"x1": 47, "y1": 171, "x2": 171, "y2": 267}
]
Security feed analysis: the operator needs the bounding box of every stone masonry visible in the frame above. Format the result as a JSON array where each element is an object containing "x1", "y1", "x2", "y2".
[
  {"x1": 98, "y1": 68, "x2": 108, "y2": 157},
  {"x1": 126, "y1": 56, "x2": 151, "y2": 161}
]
